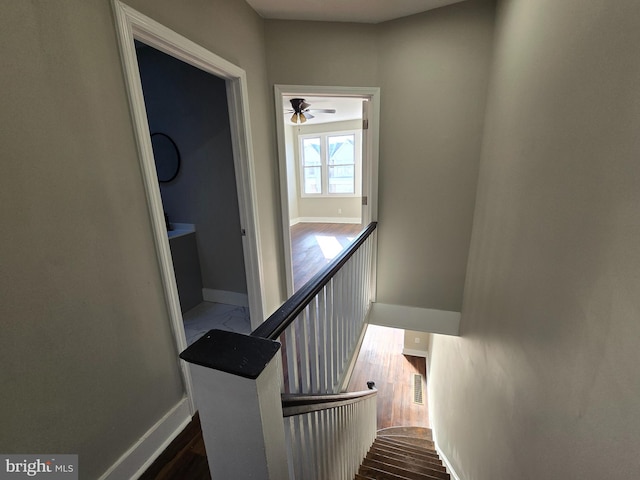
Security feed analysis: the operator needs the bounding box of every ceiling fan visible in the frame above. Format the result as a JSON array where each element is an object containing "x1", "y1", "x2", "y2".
[{"x1": 286, "y1": 98, "x2": 336, "y2": 124}]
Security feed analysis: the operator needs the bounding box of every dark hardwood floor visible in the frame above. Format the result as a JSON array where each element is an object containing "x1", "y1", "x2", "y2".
[
  {"x1": 290, "y1": 222, "x2": 363, "y2": 290},
  {"x1": 347, "y1": 324, "x2": 430, "y2": 430},
  {"x1": 138, "y1": 413, "x2": 210, "y2": 480}
]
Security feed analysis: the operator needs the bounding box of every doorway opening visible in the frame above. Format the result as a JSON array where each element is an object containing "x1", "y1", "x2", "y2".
[
  {"x1": 135, "y1": 41, "x2": 251, "y2": 344},
  {"x1": 113, "y1": 1, "x2": 265, "y2": 413},
  {"x1": 274, "y1": 86, "x2": 380, "y2": 294}
]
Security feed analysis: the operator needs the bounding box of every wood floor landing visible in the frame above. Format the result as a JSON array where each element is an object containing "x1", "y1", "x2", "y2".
[
  {"x1": 290, "y1": 222, "x2": 362, "y2": 290},
  {"x1": 347, "y1": 324, "x2": 430, "y2": 430}
]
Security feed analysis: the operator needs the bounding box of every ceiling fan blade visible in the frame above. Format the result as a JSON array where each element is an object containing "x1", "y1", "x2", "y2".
[
  {"x1": 308, "y1": 108, "x2": 336, "y2": 114},
  {"x1": 302, "y1": 111, "x2": 315, "y2": 119}
]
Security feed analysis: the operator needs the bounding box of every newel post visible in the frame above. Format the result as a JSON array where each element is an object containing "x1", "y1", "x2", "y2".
[{"x1": 180, "y1": 330, "x2": 290, "y2": 480}]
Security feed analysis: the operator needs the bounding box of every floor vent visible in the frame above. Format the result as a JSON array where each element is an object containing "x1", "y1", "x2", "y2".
[{"x1": 413, "y1": 373, "x2": 424, "y2": 404}]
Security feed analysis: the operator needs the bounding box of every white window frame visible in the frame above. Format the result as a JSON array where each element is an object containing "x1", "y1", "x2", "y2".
[{"x1": 298, "y1": 129, "x2": 362, "y2": 198}]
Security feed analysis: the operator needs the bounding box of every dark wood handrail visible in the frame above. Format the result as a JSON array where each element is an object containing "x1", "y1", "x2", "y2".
[
  {"x1": 251, "y1": 221, "x2": 378, "y2": 341},
  {"x1": 281, "y1": 389, "x2": 377, "y2": 418}
]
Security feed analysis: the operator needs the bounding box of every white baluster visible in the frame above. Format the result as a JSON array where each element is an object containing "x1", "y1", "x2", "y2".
[
  {"x1": 285, "y1": 327, "x2": 299, "y2": 393},
  {"x1": 308, "y1": 298, "x2": 319, "y2": 392},
  {"x1": 299, "y1": 308, "x2": 311, "y2": 393},
  {"x1": 317, "y1": 288, "x2": 328, "y2": 393}
]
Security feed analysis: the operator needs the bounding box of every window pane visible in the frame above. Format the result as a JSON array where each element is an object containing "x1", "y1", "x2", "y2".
[
  {"x1": 328, "y1": 165, "x2": 355, "y2": 194},
  {"x1": 304, "y1": 166, "x2": 322, "y2": 194},
  {"x1": 302, "y1": 137, "x2": 321, "y2": 166},
  {"x1": 328, "y1": 135, "x2": 355, "y2": 165}
]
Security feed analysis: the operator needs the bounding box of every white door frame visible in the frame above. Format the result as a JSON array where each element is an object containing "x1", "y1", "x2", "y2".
[
  {"x1": 274, "y1": 85, "x2": 380, "y2": 295},
  {"x1": 113, "y1": 1, "x2": 266, "y2": 412}
]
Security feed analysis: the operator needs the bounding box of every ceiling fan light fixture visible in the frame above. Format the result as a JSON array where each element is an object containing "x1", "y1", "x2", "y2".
[{"x1": 286, "y1": 97, "x2": 336, "y2": 123}]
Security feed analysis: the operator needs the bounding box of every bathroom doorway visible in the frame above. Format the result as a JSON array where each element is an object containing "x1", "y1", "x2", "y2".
[
  {"x1": 135, "y1": 41, "x2": 252, "y2": 344},
  {"x1": 113, "y1": 2, "x2": 265, "y2": 413}
]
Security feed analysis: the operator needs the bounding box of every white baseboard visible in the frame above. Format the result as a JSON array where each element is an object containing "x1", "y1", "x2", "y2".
[
  {"x1": 290, "y1": 216, "x2": 361, "y2": 225},
  {"x1": 401, "y1": 347, "x2": 428, "y2": 358},
  {"x1": 202, "y1": 288, "x2": 249, "y2": 307},
  {"x1": 429, "y1": 383, "x2": 463, "y2": 480},
  {"x1": 434, "y1": 436, "x2": 463, "y2": 480},
  {"x1": 99, "y1": 398, "x2": 192, "y2": 480},
  {"x1": 368, "y1": 303, "x2": 460, "y2": 336}
]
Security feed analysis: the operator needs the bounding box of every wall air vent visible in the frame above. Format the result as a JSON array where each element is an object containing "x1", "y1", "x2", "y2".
[{"x1": 413, "y1": 373, "x2": 424, "y2": 404}]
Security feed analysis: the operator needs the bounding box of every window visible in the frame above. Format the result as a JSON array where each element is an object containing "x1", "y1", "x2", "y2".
[{"x1": 300, "y1": 131, "x2": 360, "y2": 196}]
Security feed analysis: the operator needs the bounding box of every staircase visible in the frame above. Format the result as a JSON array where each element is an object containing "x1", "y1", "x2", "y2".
[{"x1": 355, "y1": 427, "x2": 450, "y2": 480}]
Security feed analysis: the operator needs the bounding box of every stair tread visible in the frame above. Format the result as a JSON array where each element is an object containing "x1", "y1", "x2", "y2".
[
  {"x1": 367, "y1": 451, "x2": 448, "y2": 477},
  {"x1": 377, "y1": 435, "x2": 435, "y2": 449},
  {"x1": 370, "y1": 445, "x2": 446, "y2": 470},
  {"x1": 376, "y1": 436, "x2": 438, "y2": 452},
  {"x1": 355, "y1": 428, "x2": 449, "y2": 480},
  {"x1": 358, "y1": 459, "x2": 443, "y2": 480},
  {"x1": 375, "y1": 437, "x2": 439, "y2": 458},
  {"x1": 377, "y1": 426, "x2": 433, "y2": 441},
  {"x1": 358, "y1": 465, "x2": 420, "y2": 480},
  {"x1": 363, "y1": 458, "x2": 447, "y2": 480}
]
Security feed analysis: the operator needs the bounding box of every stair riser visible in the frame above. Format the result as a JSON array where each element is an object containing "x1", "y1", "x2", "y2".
[
  {"x1": 371, "y1": 444, "x2": 442, "y2": 465},
  {"x1": 357, "y1": 428, "x2": 446, "y2": 480},
  {"x1": 378, "y1": 436, "x2": 435, "y2": 449},
  {"x1": 359, "y1": 465, "x2": 433, "y2": 480},
  {"x1": 366, "y1": 454, "x2": 449, "y2": 479},
  {"x1": 367, "y1": 448, "x2": 447, "y2": 473},
  {"x1": 375, "y1": 438, "x2": 440, "y2": 459},
  {"x1": 377, "y1": 427, "x2": 433, "y2": 441},
  {"x1": 363, "y1": 459, "x2": 448, "y2": 480}
]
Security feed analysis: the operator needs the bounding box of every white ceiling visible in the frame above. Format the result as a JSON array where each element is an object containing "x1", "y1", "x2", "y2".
[
  {"x1": 246, "y1": 0, "x2": 466, "y2": 24},
  {"x1": 283, "y1": 96, "x2": 364, "y2": 125}
]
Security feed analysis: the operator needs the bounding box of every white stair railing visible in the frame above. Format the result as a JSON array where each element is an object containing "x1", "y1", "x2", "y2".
[
  {"x1": 282, "y1": 390, "x2": 378, "y2": 480},
  {"x1": 252, "y1": 222, "x2": 377, "y2": 394},
  {"x1": 181, "y1": 222, "x2": 378, "y2": 479}
]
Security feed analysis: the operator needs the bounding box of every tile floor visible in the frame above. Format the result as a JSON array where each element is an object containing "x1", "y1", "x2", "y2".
[{"x1": 183, "y1": 301, "x2": 251, "y2": 346}]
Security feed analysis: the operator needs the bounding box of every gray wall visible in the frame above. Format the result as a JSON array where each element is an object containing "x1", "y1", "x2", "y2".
[
  {"x1": 429, "y1": 0, "x2": 640, "y2": 478},
  {"x1": 0, "y1": 0, "x2": 282, "y2": 478},
  {"x1": 376, "y1": 0, "x2": 496, "y2": 311},
  {"x1": 266, "y1": 0, "x2": 497, "y2": 312},
  {"x1": 137, "y1": 44, "x2": 248, "y2": 295},
  {"x1": 265, "y1": 20, "x2": 379, "y2": 88}
]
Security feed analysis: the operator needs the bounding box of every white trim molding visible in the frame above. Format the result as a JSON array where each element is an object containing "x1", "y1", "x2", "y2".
[
  {"x1": 111, "y1": 0, "x2": 268, "y2": 415},
  {"x1": 99, "y1": 399, "x2": 191, "y2": 480},
  {"x1": 202, "y1": 288, "x2": 249, "y2": 307},
  {"x1": 274, "y1": 84, "x2": 381, "y2": 295},
  {"x1": 401, "y1": 347, "x2": 428, "y2": 358},
  {"x1": 431, "y1": 427, "x2": 463, "y2": 480},
  {"x1": 368, "y1": 303, "x2": 460, "y2": 336},
  {"x1": 290, "y1": 216, "x2": 361, "y2": 225}
]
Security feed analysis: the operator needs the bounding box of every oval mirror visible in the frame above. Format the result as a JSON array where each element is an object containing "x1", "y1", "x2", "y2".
[{"x1": 151, "y1": 132, "x2": 181, "y2": 183}]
